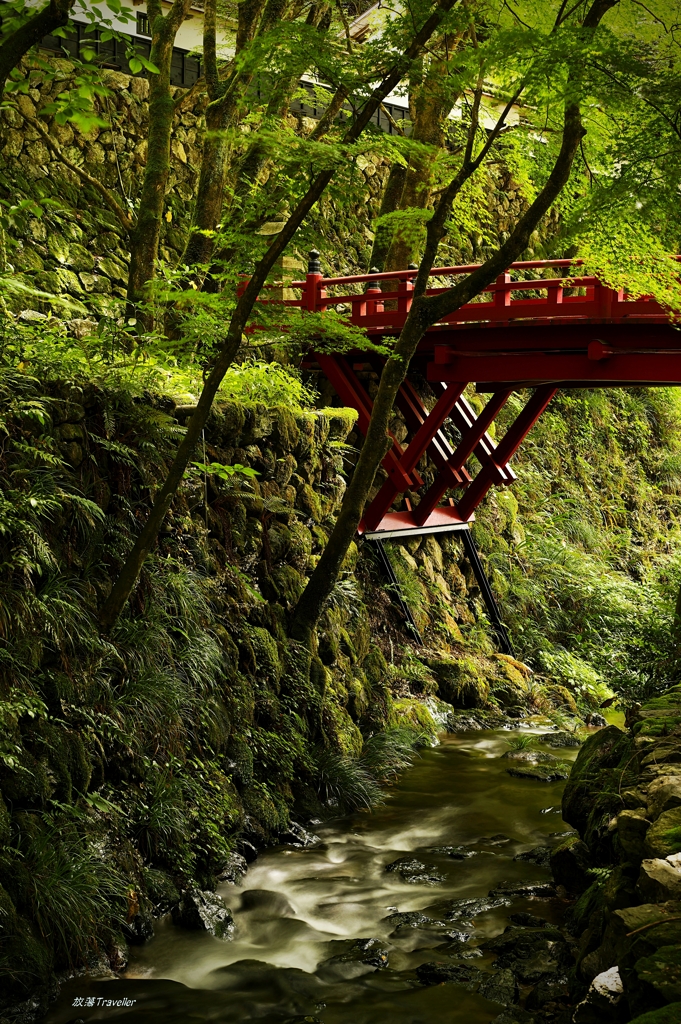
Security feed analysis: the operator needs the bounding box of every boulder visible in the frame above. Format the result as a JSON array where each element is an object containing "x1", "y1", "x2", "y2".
[
  {"x1": 278, "y1": 821, "x2": 320, "y2": 848},
  {"x1": 484, "y1": 925, "x2": 573, "y2": 984},
  {"x1": 514, "y1": 846, "x2": 551, "y2": 867},
  {"x1": 488, "y1": 881, "x2": 556, "y2": 898},
  {"x1": 573, "y1": 966, "x2": 625, "y2": 1024},
  {"x1": 506, "y1": 762, "x2": 570, "y2": 781},
  {"x1": 637, "y1": 858, "x2": 681, "y2": 902},
  {"x1": 647, "y1": 777, "x2": 681, "y2": 820},
  {"x1": 171, "y1": 889, "x2": 234, "y2": 939},
  {"x1": 384, "y1": 857, "x2": 445, "y2": 885},
  {"x1": 635, "y1": 944, "x2": 681, "y2": 1002},
  {"x1": 478, "y1": 968, "x2": 519, "y2": 1005},
  {"x1": 617, "y1": 809, "x2": 652, "y2": 862},
  {"x1": 322, "y1": 937, "x2": 389, "y2": 974},
  {"x1": 416, "y1": 961, "x2": 483, "y2": 989},
  {"x1": 437, "y1": 896, "x2": 512, "y2": 921},
  {"x1": 645, "y1": 807, "x2": 681, "y2": 859},
  {"x1": 550, "y1": 835, "x2": 592, "y2": 892},
  {"x1": 525, "y1": 972, "x2": 569, "y2": 1009},
  {"x1": 629, "y1": 1002, "x2": 681, "y2": 1023},
  {"x1": 216, "y1": 851, "x2": 248, "y2": 883},
  {"x1": 540, "y1": 730, "x2": 583, "y2": 748}
]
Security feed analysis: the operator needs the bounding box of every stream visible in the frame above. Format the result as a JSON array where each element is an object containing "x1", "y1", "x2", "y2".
[{"x1": 47, "y1": 723, "x2": 596, "y2": 1024}]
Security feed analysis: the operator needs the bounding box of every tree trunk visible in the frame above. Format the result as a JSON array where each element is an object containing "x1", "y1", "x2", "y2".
[
  {"x1": 126, "y1": 0, "x2": 192, "y2": 308},
  {"x1": 385, "y1": 59, "x2": 453, "y2": 271},
  {"x1": 99, "y1": 0, "x2": 461, "y2": 629},
  {"x1": 0, "y1": 0, "x2": 73, "y2": 92},
  {"x1": 368, "y1": 163, "x2": 407, "y2": 271},
  {"x1": 290, "y1": 101, "x2": 591, "y2": 643}
]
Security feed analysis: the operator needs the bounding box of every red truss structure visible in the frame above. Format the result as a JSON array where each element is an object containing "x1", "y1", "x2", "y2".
[{"x1": 260, "y1": 254, "x2": 681, "y2": 539}]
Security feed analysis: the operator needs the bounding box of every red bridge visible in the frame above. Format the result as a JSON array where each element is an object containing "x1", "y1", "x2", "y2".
[{"x1": 263, "y1": 254, "x2": 681, "y2": 540}]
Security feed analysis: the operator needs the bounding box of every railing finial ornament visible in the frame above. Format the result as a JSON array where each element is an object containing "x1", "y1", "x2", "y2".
[{"x1": 308, "y1": 249, "x2": 321, "y2": 274}]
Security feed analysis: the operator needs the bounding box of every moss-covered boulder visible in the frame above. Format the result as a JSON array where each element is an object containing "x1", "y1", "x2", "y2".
[
  {"x1": 632, "y1": 685, "x2": 681, "y2": 738},
  {"x1": 550, "y1": 834, "x2": 593, "y2": 892},
  {"x1": 630, "y1": 1005, "x2": 681, "y2": 1024},
  {"x1": 645, "y1": 808, "x2": 681, "y2": 859},
  {"x1": 562, "y1": 725, "x2": 638, "y2": 856},
  {"x1": 425, "y1": 656, "x2": 489, "y2": 708}
]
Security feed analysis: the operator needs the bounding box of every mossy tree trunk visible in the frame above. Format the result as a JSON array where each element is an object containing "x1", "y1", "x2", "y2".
[
  {"x1": 369, "y1": 39, "x2": 462, "y2": 273},
  {"x1": 180, "y1": 0, "x2": 301, "y2": 273},
  {"x1": 126, "y1": 0, "x2": 193, "y2": 309},
  {"x1": 99, "y1": 0, "x2": 461, "y2": 630},
  {"x1": 291, "y1": 0, "x2": 619, "y2": 645}
]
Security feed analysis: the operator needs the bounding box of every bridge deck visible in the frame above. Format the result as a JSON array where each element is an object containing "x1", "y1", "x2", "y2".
[{"x1": 259, "y1": 256, "x2": 681, "y2": 537}]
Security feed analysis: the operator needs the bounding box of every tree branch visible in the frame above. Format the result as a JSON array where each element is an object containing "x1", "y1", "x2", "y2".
[{"x1": 16, "y1": 110, "x2": 134, "y2": 232}]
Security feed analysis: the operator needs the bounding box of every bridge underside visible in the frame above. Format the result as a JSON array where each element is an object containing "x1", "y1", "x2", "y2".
[{"x1": 310, "y1": 319, "x2": 681, "y2": 538}]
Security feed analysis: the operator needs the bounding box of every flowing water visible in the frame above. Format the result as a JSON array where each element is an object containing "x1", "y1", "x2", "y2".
[{"x1": 47, "y1": 724, "x2": 598, "y2": 1024}]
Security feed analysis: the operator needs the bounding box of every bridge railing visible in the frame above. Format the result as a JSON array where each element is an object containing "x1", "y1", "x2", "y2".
[{"x1": 258, "y1": 254, "x2": 674, "y2": 332}]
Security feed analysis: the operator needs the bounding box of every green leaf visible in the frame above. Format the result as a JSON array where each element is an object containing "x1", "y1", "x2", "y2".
[{"x1": 128, "y1": 56, "x2": 143, "y2": 74}]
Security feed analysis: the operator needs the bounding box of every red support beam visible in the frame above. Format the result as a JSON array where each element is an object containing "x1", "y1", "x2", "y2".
[
  {"x1": 457, "y1": 385, "x2": 557, "y2": 521},
  {"x1": 413, "y1": 388, "x2": 514, "y2": 527},
  {"x1": 363, "y1": 382, "x2": 466, "y2": 531},
  {"x1": 315, "y1": 353, "x2": 423, "y2": 492}
]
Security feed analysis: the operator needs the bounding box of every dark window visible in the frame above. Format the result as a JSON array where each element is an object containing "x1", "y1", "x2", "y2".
[{"x1": 136, "y1": 12, "x2": 150, "y2": 36}]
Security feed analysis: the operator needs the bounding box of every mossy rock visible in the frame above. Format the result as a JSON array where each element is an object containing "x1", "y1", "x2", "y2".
[
  {"x1": 226, "y1": 735, "x2": 254, "y2": 787},
  {"x1": 550, "y1": 835, "x2": 592, "y2": 892},
  {"x1": 425, "y1": 656, "x2": 489, "y2": 708},
  {"x1": 635, "y1": 946, "x2": 681, "y2": 1002},
  {"x1": 294, "y1": 413, "x2": 316, "y2": 458},
  {"x1": 266, "y1": 564, "x2": 307, "y2": 608},
  {"x1": 322, "y1": 407, "x2": 358, "y2": 441},
  {"x1": 645, "y1": 807, "x2": 681, "y2": 858},
  {"x1": 243, "y1": 625, "x2": 283, "y2": 685},
  {"x1": 296, "y1": 483, "x2": 323, "y2": 520},
  {"x1": 142, "y1": 867, "x2": 181, "y2": 915},
  {"x1": 562, "y1": 725, "x2": 637, "y2": 854},
  {"x1": 363, "y1": 646, "x2": 388, "y2": 687},
  {"x1": 546, "y1": 684, "x2": 579, "y2": 715},
  {"x1": 506, "y1": 761, "x2": 570, "y2": 782},
  {"x1": 629, "y1": 1005, "x2": 681, "y2": 1024},
  {"x1": 389, "y1": 697, "x2": 438, "y2": 736},
  {"x1": 633, "y1": 685, "x2": 681, "y2": 737},
  {"x1": 270, "y1": 405, "x2": 300, "y2": 451}
]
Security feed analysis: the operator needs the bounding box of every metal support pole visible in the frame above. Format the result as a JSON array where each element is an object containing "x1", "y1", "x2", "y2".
[
  {"x1": 460, "y1": 528, "x2": 514, "y2": 656},
  {"x1": 368, "y1": 539, "x2": 423, "y2": 645}
]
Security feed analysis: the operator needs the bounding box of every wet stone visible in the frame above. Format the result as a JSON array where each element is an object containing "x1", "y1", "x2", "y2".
[
  {"x1": 484, "y1": 925, "x2": 573, "y2": 984},
  {"x1": 325, "y1": 937, "x2": 389, "y2": 970},
  {"x1": 278, "y1": 821, "x2": 321, "y2": 848},
  {"x1": 216, "y1": 851, "x2": 248, "y2": 883},
  {"x1": 510, "y1": 913, "x2": 549, "y2": 928},
  {"x1": 429, "y1": 845, "x2": 476, "y2": 859},
  {"x1": 385, "y1": 857, "x2": 445, "y2": 884},
  {"x1": 384, "y1": 910, "x2": 434, "y2": 928},
  {"x1": 539, "y1": 731, "x2": 583, "y2": 748},
  {"x1": 488, "y1": 881, "x2": 556, "y2": 899},
  {"x1": 506, "y1": 762, "x2": 570, "y2": 782},
  {"x1": 514, "y1": 846, "x2": 552, "y2": 867},
  {"x1": 525, "y1": 973, "x2": 570, "y2": 1010},
  {"x1": 435, "y1": 939, "x2": 483, "y2": 958},
  {"x1": 416, "y1": 961, "x2": 483, "y2": 989},
  {"x1": 171, "y1": 888, "x2": 235, "y2": 939},
  {"x1": 438, "y1": 896, "x2": 513, "y2": 921},
  {"x1": 479, "y1": 967, "x2": 519, "y2": 1005}
]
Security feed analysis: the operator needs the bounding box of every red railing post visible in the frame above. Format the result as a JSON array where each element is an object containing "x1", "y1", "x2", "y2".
[
  {"x1": 303, "y1": 248, "x2": 324, "y2": 312},
  {"x1": 398, "y1": 264, "x2": 417, "y2": 313},
  {"x1": 365, "y1": 267, "x2": 383, "y2": 316},
  {"x1": 495, "y1": 272, "x2": 512, "y2": 309}
]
